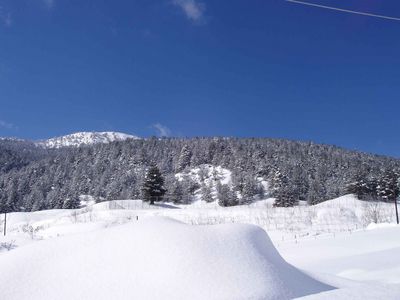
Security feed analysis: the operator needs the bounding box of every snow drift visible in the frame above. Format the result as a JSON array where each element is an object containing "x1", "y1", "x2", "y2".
[{"x1": 0, "y1": 217, "x2": 331, "y2": 300}]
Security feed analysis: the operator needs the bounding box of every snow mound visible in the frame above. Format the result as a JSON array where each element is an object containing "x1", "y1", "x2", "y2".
[
  {"x1": 0, "y1": 217, "x2": 332, "y2": 300},
  {"x1": 37, "y1": 131, "x2": 139, "y2": 148}
]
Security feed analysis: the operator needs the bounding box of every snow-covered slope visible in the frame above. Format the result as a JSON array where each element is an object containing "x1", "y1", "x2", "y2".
[
  {"x1": 175, "y1": 165, "x2": 233, "y2": 202},
  {"x1": 0, "y1": 217, "x2": 331, "y2": 300},
  {"x1": 175, "y1": 164, "x2": 270, "y2": 204},
  {"x1": 1, "y1": 196, "x2": 400, "y2": 299},
  {"x1": 279, "y1": 225, "x2": 400, "y2": 299},
  {"x1": 37, "y1": 131, "x2": 139, "y2": 148}
]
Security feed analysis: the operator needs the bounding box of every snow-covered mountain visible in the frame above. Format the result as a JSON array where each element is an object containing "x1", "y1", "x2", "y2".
[
  {"x1": 37, "y1": 132, "x2": 139, "y2": 148},
  {"x1": 0, "y1": 137, "x2": 26, "y2": 142}
]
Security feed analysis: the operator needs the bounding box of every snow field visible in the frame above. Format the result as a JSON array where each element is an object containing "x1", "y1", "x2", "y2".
[
  {"x1": 0, "y1": 217, "x2": 332, "y2": 300},
  {"x1": 0, "y1": 195, "x2": 397, "y2": 245},
  {"x1": 1, "y1": 195, "x2": 400, "y2": 299}
]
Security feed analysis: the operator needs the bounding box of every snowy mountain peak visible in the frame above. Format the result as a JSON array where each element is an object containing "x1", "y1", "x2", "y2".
[{"x1": 37, "y1": 131, "x2": 139, "y2": 148}]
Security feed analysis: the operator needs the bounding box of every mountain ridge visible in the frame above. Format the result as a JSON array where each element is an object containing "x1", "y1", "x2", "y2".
[{"x1": 35, "y1": 131, "x2": 139, "y2": 148}]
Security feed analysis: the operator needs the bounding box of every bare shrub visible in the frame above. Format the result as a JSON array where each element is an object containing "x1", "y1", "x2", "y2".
[
  {"x1": 0, "y1": 240, "x2": 16, "y2": 251},
  {"x1": 22, "y1": 224, "x2": 43, "y2": 239},
  {"x1": 362, "y1": 196, "x2": 384, "y2": 225}
]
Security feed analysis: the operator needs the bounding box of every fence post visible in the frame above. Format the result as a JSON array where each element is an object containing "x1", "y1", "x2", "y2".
[{"x1": 3, "y1": 212, "x2": 6, "y2": 236}]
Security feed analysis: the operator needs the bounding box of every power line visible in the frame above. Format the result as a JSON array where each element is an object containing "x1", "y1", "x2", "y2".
[{"x1": 286, "y1": 0, "x2": 400, "y2": 22}]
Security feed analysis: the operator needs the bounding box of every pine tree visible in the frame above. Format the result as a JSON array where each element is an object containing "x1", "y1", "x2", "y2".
[
  {"x1": 376, "y1": 170, "x2": 399, "y2": 202},
  {"x1": 274, "y1": 185, "x2": 296, "y2": 207},
  {"x1": 170, "y1": 180, "x2": 185, "y2": 204},
  {"x1": 5, "y1": 187, "x2": 18, "y2": 213},
  {"x1": 62, "y1": 195, "x2": 80, "y2": 209},
  {"x1": 307, "y1": 179, "x2": 325, "y2": 205},
  {"x1": 292, "y1": 165, "x2": 309, "y2": 201},
  {"x1": 345, "y1": 168, "x2": 379, "y2": 200},
  {"x1": 201, "y1": 183, "x2": 214, "y2": 203},
  {"x1": 346, "y1": 177, "x2": 377, "y2": 200},
  {"x1": 217, "y1": 182, "x2": 238, "y2": 207},
  {"x1": 176, "y1": 145, "x2": 192, "y2": 172},
  {"x1": 31, "y1": 189, "x2": 46, "y2": 211},
  {"x1": 141, "y1": 164, "x2": 167, "y2": 205},
  {"x1": 271, "y1": 170, "x2": 297, "y2": 207},
  {"x1": 241, "y1": 177, "x2": 259, "y2": 204}
]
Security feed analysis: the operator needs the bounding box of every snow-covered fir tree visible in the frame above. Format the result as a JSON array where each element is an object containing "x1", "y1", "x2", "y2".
[
  {"x1": 62, "y1": 195, "x2": 80, "y2": 209},
  {"x1": 201, "y1": 183, "x2": 214, "y2": 203},
  {"x1": 376, "y1": 170, "x2": 399, "y2": 202},
  {"x1": 217, "y1": 181, "x2": 238, "y2": 207},
  {"x1": 170, "y1": 180, "x2": 185, "y2": 204},
  {"x1": 271, "y1": 170, "x2": 297, "y2": 207},
  {"x1": 141, "y1": 164, "x2": 167, "y2": 205},
  {"x1": 176, "y1": 145, "x2": 192, "y2": 172}
]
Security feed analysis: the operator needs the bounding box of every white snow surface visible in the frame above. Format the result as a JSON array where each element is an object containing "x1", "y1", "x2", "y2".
[
  {"x1": 36, "y1": 131, "x2": 139, "y2": 148},
  {"x1": 1, "y1": 195, "x2": 400, "y2": 299},
  {"x1": 279, "y1": 226, "x2": 400, "y2": 299},
  {"x1": 0, "y1": 217, "x2": 331, "y2": 300}
]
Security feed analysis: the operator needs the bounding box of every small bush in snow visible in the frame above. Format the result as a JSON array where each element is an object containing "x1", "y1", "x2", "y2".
[
  {"x1": 22, "y1": 224, "x2": 43, "y2": 240},
  {"x1": 0, "y1": 240, "x2": 16, "y2": 251}
]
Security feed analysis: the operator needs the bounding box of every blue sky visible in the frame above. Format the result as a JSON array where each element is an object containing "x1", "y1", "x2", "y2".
[{"x1": 0, "y1": 1, "x2": 400, "y2": 157}]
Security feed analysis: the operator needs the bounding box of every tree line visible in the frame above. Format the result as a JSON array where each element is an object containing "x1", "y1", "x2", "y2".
[{"x1": 1, "y1": 137, "x2": 399, "y2": 212}]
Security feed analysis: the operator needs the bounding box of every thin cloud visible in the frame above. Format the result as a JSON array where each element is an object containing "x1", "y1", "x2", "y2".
[
  {"x1": 0, "y1": 120, "x2": 16, "y2": 130},
  {"x1": 43, "y1": 0, "x2": 55, "y2": 9},
  {"x1": 0, "y1": 7, "x2": 12, "y2": 27},
  {"x1": 172, "y1": 0, "x2": 206, "y2": 23},
  {"x1": 0, "y1": 0, "x2": 53, "y2": 27},
  {"x1": 152, "y1": 123, "x2": 172, "y2": 137},
  {"x1": 3, "y1": 12, "x2": 11, "y2": 26}
]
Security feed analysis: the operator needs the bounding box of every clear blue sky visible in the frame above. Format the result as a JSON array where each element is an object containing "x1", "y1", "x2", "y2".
[{"x1": 0, "y1": 0, "x2": 400, "y2": 157}]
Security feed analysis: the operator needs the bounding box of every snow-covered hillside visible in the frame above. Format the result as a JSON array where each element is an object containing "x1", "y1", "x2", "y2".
[
  {"x1": 175, "y1": 165, "x2": 233, "y2": 201},
  {"x1": 36, "y1": 131, "x2": 139, "y2": 148},
  {"x1": 176, "y1": 165, "x2": 232, "y2": 186},
  {"x1": 175, "y1": 164, "x2": 269, "y2": 204}
]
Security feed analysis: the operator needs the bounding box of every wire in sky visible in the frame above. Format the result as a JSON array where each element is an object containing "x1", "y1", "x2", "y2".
[{"x1": 286, "y1": 0, "x2": 400, "y2": 22}]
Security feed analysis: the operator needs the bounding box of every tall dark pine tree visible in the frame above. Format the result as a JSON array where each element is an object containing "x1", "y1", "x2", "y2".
[
  {"x1": 217, "y1": 182, "x2": 238, "y2": 207},
  {"x1": 307, "y1": 179, "x2": 325, "y2": 205},
  {"x1": 239, "y1": 177, "x2": 258, "y2": 204},
  {"x1": 141, "y1": 164, "x2": 167, "y2": 205},
  {"x1": 272, "y1": 170, "x2": 297, "y2": 207}
]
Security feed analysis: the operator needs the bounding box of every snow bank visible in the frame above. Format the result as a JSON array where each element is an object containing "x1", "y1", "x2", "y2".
[
  {"x1": 0, "y1": 217, "x2": 331, "y2": 300},
  {"x1": 280, "y1": 225, "x2": 400, "y2": 298},
  {"x1": 366, "y1": 222, "x2": 398, "y2": 230}
]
